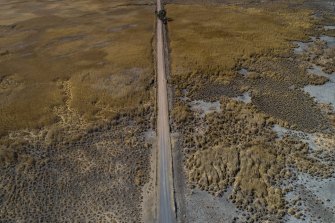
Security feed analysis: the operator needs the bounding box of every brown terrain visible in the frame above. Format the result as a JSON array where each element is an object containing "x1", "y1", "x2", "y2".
[
  {"x1": 0, "y1": 0, "x2": 156, "y2": 222},
  {"x1": 1, "y1": 0, "x2": 335, "y2": 222},
  {"x1": 166, "y1": 0, "x2": 335, "y2": 222}
]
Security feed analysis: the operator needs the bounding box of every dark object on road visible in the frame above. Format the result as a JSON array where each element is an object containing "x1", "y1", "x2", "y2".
[
  {"x1": 156, "y1": 9, "x2": 168, "y2": 24},
  {"x1": 157, "y1": 9, "x2": 166, "y2": 18}
]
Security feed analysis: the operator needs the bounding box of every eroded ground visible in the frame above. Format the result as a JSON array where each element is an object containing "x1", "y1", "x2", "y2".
[
  {"x1": 168, "y1": 1, "x2": 335, "y2": 222},
  {"x1": 0, "y1": 0, "x2": 155, "y2": 222}
]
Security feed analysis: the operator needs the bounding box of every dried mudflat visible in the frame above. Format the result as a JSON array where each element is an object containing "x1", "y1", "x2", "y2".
[
  {"x1": 0, "y1": 0, "x2": 155, "y2": 222},
  {"x1": 168, "y1": 1, "x2": 335, "y2": 222}
]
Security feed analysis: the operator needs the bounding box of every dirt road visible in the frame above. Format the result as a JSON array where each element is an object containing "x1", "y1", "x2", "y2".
[{"x1": 156, "y1": 0, "x2": 176, "y2": 222}]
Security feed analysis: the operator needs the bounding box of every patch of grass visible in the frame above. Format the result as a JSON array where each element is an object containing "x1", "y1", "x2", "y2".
[
  {"x1": 169, "y1": 2, "x2": 334, "y2": 221},
  {"x1": 172, "y1": 102, "x2": 191, "y2": 123},
  {"x1": 183, "y1": 97, "x2": 333, "y2": 220},
  {"x1": 167, "y1": 4, "x2": 312, "y2": 83},
  {"x1": 168, "y1": 3, "x2": 330, "y2": 131},
  {"x1": 0, "y1": 2, "x2": 156, "y2": 222},
  {"x1": 0, "y1": 1, "x2": 155, "y2": 134},
  {"x1": 0, "y1": 146, "x2": 17, "y2": 166}
]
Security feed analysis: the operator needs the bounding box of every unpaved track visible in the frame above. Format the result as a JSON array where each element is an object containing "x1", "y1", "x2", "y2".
[{"x1": 156, "y1": 0, "x2": 176, "y2": 222}]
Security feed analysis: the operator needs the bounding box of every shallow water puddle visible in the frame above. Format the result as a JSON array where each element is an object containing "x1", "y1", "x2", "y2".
[
  {"x1": 272, "y1": 125, "x2": 317, "y2": 149},
  {"x1": 308, "y1": 64, "x2": 330, "y2": 77},
  {"x1": 320, "y1": 35, "x2": 335, "y2": 48},
  {"x1": 304, "y1": 83, "x2": 335, "y2": 111},
  {"x1": 307, "y1": 64, "x2": 335, "y2": 81},
  {"x1": 293, "y1": 41, "x2": 311, "y2": 54},
  {"x1": 273, "y1": 125, "x2": 335, "y2": 150},
  {"x1": 304, "y1": 64, "x2": 335, "y2": 111},
  {"x1": 293, "y1": 37, "x2": 316, "y2": 54},
  {"x1": 324, "y1": 25, "x2": 335, "y2": 31},
  {"x1": 189, "y1": 100, "x2": 221, "y2": 117},
  {"x1": 293, "y1": 35, "x2": 335, "y2": 54},
  {"x1": 238, "y1": 68, "x2": 249, "y2": 77},
  {"x1": 232, "y1": 92, "x2": 251, "y2": 103}
]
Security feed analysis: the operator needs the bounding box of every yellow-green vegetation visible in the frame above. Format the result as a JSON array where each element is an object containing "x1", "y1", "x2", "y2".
[
  {"x1": 167, "y1": 4, "x2": 312, "y2": 84},
  {"x1": 168, "y1": 3, "x2": 329, "y2": 132},
  {"x1": 168, "y1": 2, "x2": 334, "y2": 222},
  {"x1": 0, "y1": 0, "x2": 154, "y2": 135},
  {"x1": 187, "y1": 143, "x2": 286, "y2": 212},
  {"x1": 0, "y1": 1, "x2": 155, "y2": 222},
  {"x1": 181, "y1": 98, "x2": 333, "y2": 221},
  {"x1": 168, "y1": 3, "x2": 335, "y2": 222},
  {"x1": 171, "y1": 102, "x2": 190, "y2": 123}
]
